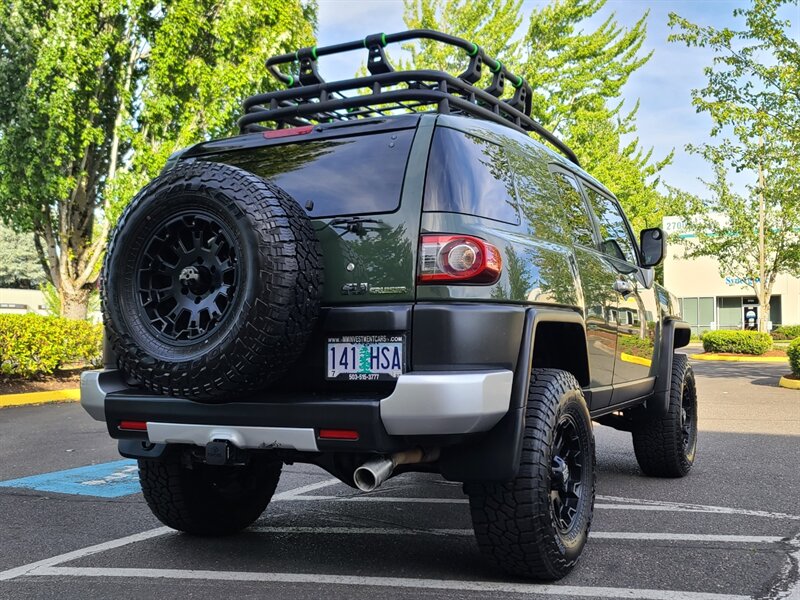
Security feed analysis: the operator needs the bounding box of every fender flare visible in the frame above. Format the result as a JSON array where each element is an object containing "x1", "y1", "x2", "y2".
[{"x1": 646, "y1": 318, "x2": 691, "y2": 417}]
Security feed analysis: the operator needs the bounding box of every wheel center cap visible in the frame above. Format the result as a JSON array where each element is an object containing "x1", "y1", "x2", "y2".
[
  {"x1": 179, "y1": 265, "x2": 212, "y2": 294},
  {"x1": 552, "y1": 455, "x2": 570, "y2": 490}
]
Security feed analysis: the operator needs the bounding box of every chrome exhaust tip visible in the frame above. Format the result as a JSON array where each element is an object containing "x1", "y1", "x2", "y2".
[{"x1": 353, "y1": 457, "x2": 395, "y2": 492}]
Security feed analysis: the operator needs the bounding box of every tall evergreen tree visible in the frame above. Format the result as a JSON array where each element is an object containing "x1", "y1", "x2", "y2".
[{"x1": 0, "y1": 0, "x2": 316, "y2": 318}]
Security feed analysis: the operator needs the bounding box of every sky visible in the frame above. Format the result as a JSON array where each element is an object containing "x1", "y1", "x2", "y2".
[{"x1": 314, "y1": 0, "x2": 799, "y2": 199}]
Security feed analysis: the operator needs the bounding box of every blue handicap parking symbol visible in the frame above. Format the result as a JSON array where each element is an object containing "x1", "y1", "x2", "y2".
[{"x1": 0, "y1": 459, "x2": 141, "y2": 498}]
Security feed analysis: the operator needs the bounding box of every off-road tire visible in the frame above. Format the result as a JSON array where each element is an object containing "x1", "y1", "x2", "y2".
[
  {"x1": 103, "y1": 161, "x2": 322, "y2": 401},
  {"x1": 138, "y1": 454, "x2": 282, "y2": 535},
  {"x1": 466, "y1": 369, "x2": 596, "y2": 580},
  {"x1": 632, "y1": 353, "x2": 697, "y2": 477}
]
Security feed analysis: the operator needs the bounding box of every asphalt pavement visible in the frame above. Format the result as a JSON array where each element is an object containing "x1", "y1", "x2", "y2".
[{"x1": 1, "y1": 354, "x2": 799, "y2": 600}]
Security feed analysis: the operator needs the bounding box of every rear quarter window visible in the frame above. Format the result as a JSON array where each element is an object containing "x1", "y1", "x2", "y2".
[{"x1": 423, "y1": 127, "x2": 520, "y2": 225}]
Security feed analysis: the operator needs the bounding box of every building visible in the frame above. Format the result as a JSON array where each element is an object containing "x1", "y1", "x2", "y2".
[
  {"x1": 0, "y1": 288, "x2": 47, "y2": 315},
  {"x1": 663, "y1": 216, "x2": 799, "y2": 336}
]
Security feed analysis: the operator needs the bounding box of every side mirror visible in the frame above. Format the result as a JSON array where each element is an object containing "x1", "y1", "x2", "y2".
[{"x1": 640, "y1": 227, "x2": 665, "y2": 267}]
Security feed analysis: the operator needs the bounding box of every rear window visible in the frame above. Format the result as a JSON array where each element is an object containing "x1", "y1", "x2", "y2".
[
  {"x1": 232, "y1": 129, "x2": 414, "y2": 218},
  {"x1": 423, "y1": 127, "x2": 519, "y2": 224}
]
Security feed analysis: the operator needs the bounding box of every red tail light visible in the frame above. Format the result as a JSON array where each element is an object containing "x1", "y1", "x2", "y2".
[
  {"x1": 263, "y1": 125, "x2": 314, "y2": 139},
  {"x1": 318, "y1": 429, "x2": 360, "y2": 440},
  {"x1": 418, "y1": 235, "x2": 502, "y2": 284},
  {"x1": 118, "y1": 420, "x2": 148, "y2": 431}
]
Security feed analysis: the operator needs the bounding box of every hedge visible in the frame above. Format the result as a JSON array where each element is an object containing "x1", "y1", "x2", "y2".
[
  {"x1": 701, "y1": 330, "x2": 773, "y2": 355},
  {"x1": 771, "y1": 325, "x2": 800, "y2": 341},
  {"x1": 0, "y1": 313, "x2": 102, "y2": 377},
  {"x1": 788, "y1": 339, "x2": 800, "y2": 377}
]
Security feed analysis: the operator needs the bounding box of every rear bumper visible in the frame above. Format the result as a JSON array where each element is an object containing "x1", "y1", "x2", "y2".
[{"x1": 80, "y1": 368, "x2": 512, "y2": 453}]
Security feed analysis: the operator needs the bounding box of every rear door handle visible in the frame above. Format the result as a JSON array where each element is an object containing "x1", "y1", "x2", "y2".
[{"x1": 613, "y1": 279, "x2": 634, "y2": 295}]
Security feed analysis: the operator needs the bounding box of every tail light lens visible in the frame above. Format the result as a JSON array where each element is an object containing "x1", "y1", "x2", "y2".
[{"x1": 418, "y1": 234, "x2": 503, "y2": 284}]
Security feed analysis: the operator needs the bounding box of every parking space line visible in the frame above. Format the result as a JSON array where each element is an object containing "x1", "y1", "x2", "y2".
[
  {"x1": 0, "y1": 527, "x2": 171, "y2": 582},
  {"x1": 248, "y1": 526, "x2": 785, "y2": 544},
  {"x1": 25, "y1": 566, "x2": 751, "y2": 600},
  {"x1": 280, "y1": 493, "x2": 800, "y2": 521},
  {"x1": 597, "y1": 495, "x2": 800, "y2": 521},
  {"x1": 272, "y1": 478, "x2": 340, "y2": 501}
]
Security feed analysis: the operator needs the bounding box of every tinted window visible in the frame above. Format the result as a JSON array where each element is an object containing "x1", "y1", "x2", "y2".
[
  {"x1": 585, "y1": 188, "x2": 637, "y2": 263},
  {"x1": 550, "y1": 171, "x2": 594, "y2": 247},
  {"x1": 424, "y1": 127, "x2": 519, "y2": 224},
  {"x1": 231, "y1": 129, "x2": 414, "y2": 218}
]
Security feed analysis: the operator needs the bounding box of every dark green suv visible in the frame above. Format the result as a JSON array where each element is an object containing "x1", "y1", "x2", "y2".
[{"x1": 80, "y1": 30, "x2": 696, "y2": 580}]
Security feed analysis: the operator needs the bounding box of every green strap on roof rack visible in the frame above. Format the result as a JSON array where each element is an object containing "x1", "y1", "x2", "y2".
[
  {"x1": 491, "y1": 59, "x2": 502, "y2": 73},
  {"x1": 512, "y1": 75, "x2": 523, "y2": 88},
  {"x1": 311, "y1": 46, "x2": 318, "y2": 60},
  {"x1": 467, "y1": 42, "x2": 478, "y2": 56},
  {"x1": 286, "y1": 75, "x2": 295, "y2": 87},
  {"x1": 364, "y1": 33, "x2": 387, "y2": 48}
]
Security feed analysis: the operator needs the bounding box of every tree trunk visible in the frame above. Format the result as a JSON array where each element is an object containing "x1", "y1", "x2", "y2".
[
  {"x1": 60, "y1": 287, "x2": 91, "y2": 320},
  {"x1": 759, "y1": 296, "x2": 771, "y2": 333}
]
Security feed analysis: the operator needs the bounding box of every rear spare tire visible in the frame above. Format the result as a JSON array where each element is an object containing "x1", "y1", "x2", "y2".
[{"x1": 103, "y1": 161, "x2": 322, "y2": 400}]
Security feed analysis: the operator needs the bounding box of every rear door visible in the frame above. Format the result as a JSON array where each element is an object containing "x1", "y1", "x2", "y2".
[{"x1": 209, "y1": 115, "x2": 432, "y2": 305}]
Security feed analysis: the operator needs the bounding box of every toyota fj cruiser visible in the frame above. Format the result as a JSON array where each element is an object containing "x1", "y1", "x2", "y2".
[{"x1": 80, "y1": 30, "x2": 696, "y2": 580}]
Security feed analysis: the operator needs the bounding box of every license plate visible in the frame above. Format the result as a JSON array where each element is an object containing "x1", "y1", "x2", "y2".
[{"x1": 326, "y1": 335, "x2": 404, "y2": 381}]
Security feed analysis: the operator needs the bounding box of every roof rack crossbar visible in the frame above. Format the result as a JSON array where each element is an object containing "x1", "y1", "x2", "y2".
[{"x1": 248, "y1": 29, "x2": 578, "y2": 166}]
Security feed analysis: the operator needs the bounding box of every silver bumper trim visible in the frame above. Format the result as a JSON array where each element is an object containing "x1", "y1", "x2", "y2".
[
  {"x1": 80, "y1": 369, "x2": 126, "y2": 422},
  {"x1": 380, "y1": 370, "x2": 513, "y2": 435},
  {"x1": 146, "y1": 422, "x2": 319, "y2": 452}
]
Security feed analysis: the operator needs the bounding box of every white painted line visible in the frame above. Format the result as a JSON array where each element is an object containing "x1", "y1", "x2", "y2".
[
  {"x1": 597, "y1": 495, "x2": 800, "y2": 521},
  {"x1": 271, "y1": 477, "x2": 340, "y2": 501},
  {"x1": 0, "y1": 527, "x2": 172, "y2": 582},
  {"x1": 249, "y1": 526, "x2": 784, "y2": 544},
  {"x1": 0, "y1": 477, "x2": 338, "y2": 583},
  {"x1": 767, "y1": 533, "x2": 800, "y2": 600},
  {"x1": 28, "y1": 566, "x2": 751, "y2": 600},
  {"x1": 281, "y1": 493, "x2": 800, "y2": 522}
]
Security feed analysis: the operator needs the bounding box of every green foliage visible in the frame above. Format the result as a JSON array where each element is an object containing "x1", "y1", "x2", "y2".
[
  {"x1": 618, "y1": 334, "x2": 654, "y2": 358},
  {"x1": 0, "y1": 0, "x2": 317, "y2": 318},
  {"x1": 402, "y1": 0, "x2": 522, "y2": 81},
  {"x1": 0, "y1": 224, "x2": 43, "y2": 288},
  {"x1": 0, "y1": 313, "x2": 102, "y2": 377},
  {"x1": 771, "y1": 325, "x2": 800, "y2": 341},
  {"x1": 702, "y1": 330, "x2": 773, "y2": 355},
  {"x1": 787, "y1": 338, "x2": 800, "y2": 377},
  {"x1": 400, "y1": 0, "x2": 673, "y2": 233},
  {"x1": 668, "y1": 0, "x2": 800, "y2": 331}
]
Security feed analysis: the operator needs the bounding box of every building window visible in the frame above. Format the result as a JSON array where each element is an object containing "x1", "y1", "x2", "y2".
[{"x1": 681, "y1": 297, "x2": 714, "y2": 336}]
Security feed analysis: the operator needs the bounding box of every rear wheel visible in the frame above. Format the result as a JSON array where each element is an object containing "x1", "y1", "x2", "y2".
[
  {"x1": 632, "y1": 353, "x2": 697, "y2": 477},
  {"x1": 138, "y1": 453, "x2": 282, "y2": 535},
  {"x1": 466, "y1": 369, "x2": 596, "y2": 580}
]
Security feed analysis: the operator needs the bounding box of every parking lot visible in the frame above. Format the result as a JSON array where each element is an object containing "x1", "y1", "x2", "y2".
[{"x1": 1, "y1": 354, "x2": 799, "y2": 600}]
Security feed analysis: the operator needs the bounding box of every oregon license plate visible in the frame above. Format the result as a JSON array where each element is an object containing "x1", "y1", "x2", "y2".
[{"x1": 326, "y1": 335, "x2": 404, "y2": 381}]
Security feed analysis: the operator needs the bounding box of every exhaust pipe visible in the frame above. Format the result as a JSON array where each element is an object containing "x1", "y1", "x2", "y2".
[{"x1": 353, "y1": 448, "x2": 440, "y2": 492}]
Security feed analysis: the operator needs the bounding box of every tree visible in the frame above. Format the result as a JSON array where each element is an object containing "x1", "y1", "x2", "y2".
[
  {"x1": 0, "y1": 0, "x2": 316, "y2": 319},
  {"x1": 402, "y1": 0, "x2": 523, "y2": 77},
  {"x1": 669, "y1": 0, "x2": 800, "y2": 332},
  {"x1": 400, "y1": 0, "x2": 672, "y2": 233},
  {"x1": 0, "y1": 225, "x2": 44, "y2": 289}
]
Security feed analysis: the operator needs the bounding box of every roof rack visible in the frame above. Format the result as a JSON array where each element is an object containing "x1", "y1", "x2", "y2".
[{"x1": 239, "y1": 29, "x2": 580, "y2": 166}]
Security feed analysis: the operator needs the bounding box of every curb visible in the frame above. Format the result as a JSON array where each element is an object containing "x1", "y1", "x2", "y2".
[
  {"x1": 690, "y1": 353, "x2": 788, "y2": 363},
  {"x1": 620, "y1": 352, "x2": 652, "y2": 367},
  {"x1": 0, "y1": 388, "x2": 80, "y2": 408},
  {"x1": 778, "y1": 376, "x2": 800, "y2": 390}
]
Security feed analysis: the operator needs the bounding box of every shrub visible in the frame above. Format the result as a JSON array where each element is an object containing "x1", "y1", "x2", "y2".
[
  {"x1": 771, "y1": 325, "x2": 800, "y2": 341},
  {"x1": 0, "y1": 313, "x2": 102, "y2": 377},
  {"x1": 787, "y1": 339, "x2": 800, "y2": 377},
  {"x1": 702, "y1": 329, "x2": 773, "y2": 355}
]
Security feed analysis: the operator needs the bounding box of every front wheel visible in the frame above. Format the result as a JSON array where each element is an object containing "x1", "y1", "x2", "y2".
[
  {"x1": 138, "y1": 452, "x2": 282, "y2": 535},
  {"x1": 632, "y1": 353, "x2": 697, "y2": 477},
  {"x1": 466, "y1": 369, "x2": 596, "y2": 580}
]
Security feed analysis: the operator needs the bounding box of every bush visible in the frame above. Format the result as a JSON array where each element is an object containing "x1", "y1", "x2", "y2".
[
  {"x1": 0, "y1": 313, "x2": 102, "y2": 377},
  {"x1": 771, "y1": 325, "x2": 800, "y2": 341},
  {"x1": 787, "y1": 339, "x2": 800, "y2": 377},
  {"x1": 702, "y1": 329, "x2": 773, "y2": 355}
]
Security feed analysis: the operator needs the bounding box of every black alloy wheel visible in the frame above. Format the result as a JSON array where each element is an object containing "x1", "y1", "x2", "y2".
[
  {"x1": 550, "y1": 414, "x2": 586, "y2": 534},
  {"x1": 136, "y1": 211, "x2": 241, "y2": 344}
]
